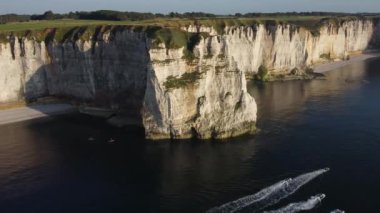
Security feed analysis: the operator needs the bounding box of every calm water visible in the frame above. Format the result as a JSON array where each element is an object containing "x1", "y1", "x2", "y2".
[{"x1": 1, "y1": 58, "x2": 380, "y2": 213}]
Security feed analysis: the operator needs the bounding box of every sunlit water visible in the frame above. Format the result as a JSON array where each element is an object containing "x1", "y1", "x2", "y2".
[{"x1": 1, "y1": 58, "x2": 380, "y2": 213}]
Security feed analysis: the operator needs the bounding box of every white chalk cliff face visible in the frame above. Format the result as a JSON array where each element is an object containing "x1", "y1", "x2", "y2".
[
  {"x1": 143, "y1": 43, "x2": 257, "y2": 139},
  {"x1": 0, "y1": 19, "x2": 378, "y2": 139},
  {"x1": 183, "y1": 20, "x2": 375, "y2": 77},
  {"x1": 0, "y1": 29, "x2": 150, "y2": 125}
]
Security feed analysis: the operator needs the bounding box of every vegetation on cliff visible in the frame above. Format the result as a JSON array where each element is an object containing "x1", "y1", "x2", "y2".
[
  {"x1": 164, "y1": 72, "x2": 202, "y2": 91},
  {"x1": 255, "y1": 65, "x2": 269, "y2": 81},
  {"x1": 148, "y1": 27, "x2": 207, "y2": 63},
  {"x1": 2, "y1": 10, "x2": 378, "y2": 24},
  {"x1": 320, "y1": 53, "x2": 332, "y2": 60},
  {"x1": 0, "y1": 12, "x2": 375, "y2": 44}
]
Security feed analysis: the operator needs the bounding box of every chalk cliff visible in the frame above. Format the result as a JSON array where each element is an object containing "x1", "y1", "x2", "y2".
[
  {"x1": 144, "y1": 43, "x2": 256, "y2": 139},
  {"x1": 183, "y1": 19, "x2": 375, "y2": 77},
  {"x1": 0, "y1": 18, "x2": 378, "y2": 139}
]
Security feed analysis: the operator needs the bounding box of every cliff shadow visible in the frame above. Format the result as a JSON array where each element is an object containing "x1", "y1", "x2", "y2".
[{"x1": 16, "y1": 28, "x2": 152, "y2": 132}]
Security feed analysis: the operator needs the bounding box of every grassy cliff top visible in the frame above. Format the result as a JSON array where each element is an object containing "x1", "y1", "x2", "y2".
[
  {"x1": 0, "y1": 16, "x2": 372, "y2": 45},
  {"x1": 0, "y1": 15, "x2": 369, "y2": 33}
]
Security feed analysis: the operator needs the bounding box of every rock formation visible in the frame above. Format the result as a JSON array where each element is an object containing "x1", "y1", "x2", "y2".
[{"x1": 0, "y1": 18, "x2": 378, "y2": 139}]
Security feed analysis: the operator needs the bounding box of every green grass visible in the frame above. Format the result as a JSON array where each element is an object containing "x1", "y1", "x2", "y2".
[
  {"x1": 152, "y1": 59, "x2": 176, "y2": 65},
  {"x1": 0, "y1": 16, "x2": 361, "y2": 33},
  {"x1": 150, "y1": 28, "x2": 188, "y2": 49},
  {"x1": 255, "y1": 65, "x2": 269, "y2": 81},
  {"x1": 320, "y1": 53, "x2": 331, "y2": 60},
  {"x1": 0, "y1": 19, "x2": 135, "y2": 32},
  {"x1": 0, "y1": 16, "x2": 372, "y2": 43},
  {"x1": 164, "y1": 72, "x2": 202, "y2": 90}
]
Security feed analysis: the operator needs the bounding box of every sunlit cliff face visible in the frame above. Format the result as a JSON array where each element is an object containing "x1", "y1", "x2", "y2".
[
  {"x1": 0, "y1": 19, "x2": 378, "y2": 139},
  {"x1": 183, "y1": 20, "x2": 374, "y2": 77}
]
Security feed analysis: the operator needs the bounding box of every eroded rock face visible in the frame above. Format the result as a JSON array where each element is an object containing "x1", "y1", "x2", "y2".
[
  {"x1": 183, "y1": 20, "x2": 375, "y2": 77},
  {"x1": 0, "y1": 29, "x2": 256, "y2": 139},
  {"x1": 143, "y1": 44, "x2": 257, "y2": 139},
  {"x1": 0, "y1": 30, "x2": 149, "y2": 118},
  {"x1": 144, "y1": 19, "x2": 377, "y2": 139},
  {"x1": 0, "y1": 19, "x2": 378, "y2": 140}
]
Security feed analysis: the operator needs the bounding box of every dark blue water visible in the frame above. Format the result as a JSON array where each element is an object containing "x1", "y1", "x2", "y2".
[{"x1": 1, "y1": 58, "x2": 380, "y2": 213}]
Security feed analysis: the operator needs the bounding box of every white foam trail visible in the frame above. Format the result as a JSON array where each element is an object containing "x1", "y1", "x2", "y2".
[
  {"x1": 206, "y1": 179, "x2": 290, "y2": 213},
  {"x1": 264, "y1": 194, "x2": 326, "y2": 213},
  {"x1": 331, "y1": 210, "x2": 345, "y2": 213},
  {"x1": 207, "y1": 168, "x2": 329, "y2": 213}
]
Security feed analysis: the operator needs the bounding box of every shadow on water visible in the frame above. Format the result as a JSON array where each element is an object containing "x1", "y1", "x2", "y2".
[
  {"x1": 0, "y1": 112, "x2": 262, "y2": 212},
  {"x1": 1, "y1": 57, "x2": 380, "y2": 212},
  {"x1": 18, "y1": 28, "x2": 153, "y2": 125}
]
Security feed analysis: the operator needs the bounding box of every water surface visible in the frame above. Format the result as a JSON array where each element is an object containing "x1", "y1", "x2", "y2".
[{"x1": 1, "y1": 58, "x2": 380, "y2": 212}]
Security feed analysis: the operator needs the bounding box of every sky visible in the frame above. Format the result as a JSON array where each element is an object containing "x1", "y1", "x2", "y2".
[{"x1": 1, "y1": 0, "x2": 380, "y2": 15}]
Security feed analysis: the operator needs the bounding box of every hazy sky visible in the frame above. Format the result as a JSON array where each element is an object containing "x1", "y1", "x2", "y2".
[{"x1": 1, "y1": 0, "x2": 380, "y2": 14}]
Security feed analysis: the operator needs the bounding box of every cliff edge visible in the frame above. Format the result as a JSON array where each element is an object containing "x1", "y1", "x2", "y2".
[{"x1": 0, "y1": 17, "x2": 378, "y2": 139}]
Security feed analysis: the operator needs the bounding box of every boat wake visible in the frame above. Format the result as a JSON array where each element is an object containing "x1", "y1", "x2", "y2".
[
  {"x1": 264, "y1": 194, "x2": 326, "y2": 213},
  {"x1": 206, "y1": 168, "x2": 329, "y2": 213},
  {"x1": 330, "y1": 210, "x2": 345, "y2": 213},
  {"x1": 206, "y1": 179, "x2": 290, "y2": 213}
]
